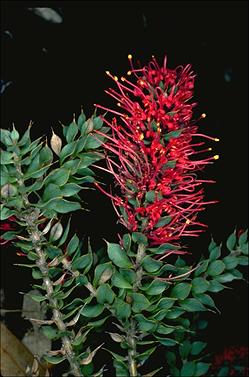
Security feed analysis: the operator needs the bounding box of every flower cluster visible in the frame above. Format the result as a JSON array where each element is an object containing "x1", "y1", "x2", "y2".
[
  {"x1": 95, "y1": 55, "x2": 219, "y2": 246},
  {"x1": 211, "y1": 346, "x2": 249, "y2": 376}
]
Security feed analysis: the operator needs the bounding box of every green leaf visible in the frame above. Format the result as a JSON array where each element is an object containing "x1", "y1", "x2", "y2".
[
  {"x1": 1, "y1": 183, "x2": 18, "y2": 198},
  {"x1": 59, "y1": 142, "x2": 76, "y2": 163},
  {"x1": 39, "y1": 144, "x2": 53, "y2": 165},
  {"x1": 149, "y1": 243, "x2": 180, "y2": 255},
  {"x1": 241, "y1": 243, "x2": 248, "y2": 255},
  {"x1": 141, "y1": 280, "x2": 168, "y2": 295},
  {"x1": 209, "y1": 245, "x2": 221, "y2": 261},
  {"x1": 58, "y1": 217, "x2": 71, "y2": 246},
  {"x1": 83, "y1": 134, "x2": 105, "y2": 150},
  {"x1": 156, "y1": 324, "x2": 175, "y2": 335},
  {"x1": 142, "y1": 256, "x2": 163, "y2": 273},
  {"x1": 86, "y1": 316, "x2": 110, "y2": 328},
  {"x1": 77, "y1": 111, "x2": 86, "y2": 128},
  {"x1": 72, "y1": 254, "x2": 92, "y2": 270},
  {"x1": 163, "y1": 160, "x2": 177, "y2": 169},
  {"x1": 113, "y1": 298, "x2": 131, "y2": 320},
  {"x1": 145, "y1": 190, "x2": 155, "y2": 203},
  {"x1": 179, "y1": 298, "x2": 206, "y2": 312},
  {"x1": 96, "y1": 284, "x2": 115, "y2": 304},
  {"x1": 0, "y1": 206, "x2": 16, "y2": 220},
  {"x1": 112, "y1": 271, "x2": 132, "y2": 289},
  {"x1": 49, "y1": 222, "x2": 63, "y2": 242},
  {"x1": 42, "y1": 326, "x2": 58, "y2": 340},
  {"x1": 28, "y1": 293, "x2": 47, "y2": 302},
  {"x1": 137, "y1": 346, "x2": 157, "y2": 363},
  {"x1": 104, "y1": 349, "x2": 127, "y2": 363},
  {"x1": 67, "y1": 234, "x2": 80, "y2": 255},
  {"x1": 43, "y1": 355, "x2": 66, "y2": 364},
  {"x1": 122, "y1": 234, "x2": 131, "y2": 252},
  {"x1": 46, "y1": 168, "x2": 70, "y2": 186},
  {"x1": 81, "y1": 303, "x2": 105, "y2": 318},
  {"x1": 226, "y1": 231, "x2": 236, "y2": 251},
  {"x1": 0, "y1": 129, "x2": 13, "y2": 146},
  {"x1": 156, "y1": 297, "x2": 176, "y2": 311},
  {"x1": 130, "y1": 293, "x2": 151, "y2": 313},
  {"x1": 207, "y1": 260, "x2": 225, "y2": 276},
  {"x1": 195, "y1": 293, "x2": 217, "y2": 310},
  {"x1": 238, "y1": 255, "x2": 249, "y2": 265},
  {"x1": 131, "y1": 232, "x2": 148, "y2": 244},
  {"x1": 106, "y1": 242, "x2": 133, "y2": 269},
  {"x1": 194, "y1": 260, "x2": 209, "y2": 276},
  {"x1": 156, "y1": 337, "x2": 178, "y2": 347},
  {"x1": 93, "y1": 262, "x2": 113, "y2": 286},
  {"x1": 208, "y1": 237, "x2": 217, "y2": 252},
  {"x1": 208, "y1": 280, "x2": 227, "y2": 292},
  {"x1": 81, "y1": 118, "x2": 94, "y2": 135},
  {"x1": 154, "y1": 216, "x2": 172, "y2": 228},
  {"x1": 195, "y1": 362, "x2": 210, "y2": 376},
  {"x1": 93, "y1": 116, "x2": 104, "y2": 130},
  {"x1": 113, "y1": 360, "x2": 129, "y2": 377},
  {"x1": 164, "y1": 129, "x2": 183, "y2": 141},
  {"x1": 191, "y1": 278, "x2": 210, "y2": 294},
  {"x1": 239, "y1": 229, "x2": 248, "y2": 247},
  {"x1": 166, "y1": 351, "x2": 176, "y2": 367},
  {"x1": 180, "y1": 361, "x2": 196, "y2": 377},
  {"x1": 171, "y1": 283, "x2": 192, "y2": 300},
  {"x1": 10, "y1": 126, "x2": 19, "y2": 142},
  {"x1": 191, "y1": 341, "x2": 207, "y2": 356},
  {"x1": 179, "y1": 340, "x2": 192, "y2": 359},
  {"x1": 223, "y1": 255, "x2": 239, "y2": 270},
  {"x1": 134, "y1": 314, "x2": 157, "y2": 332},
  {"x1": 65, "y1": 120, "x2": 78, "y2": 143},
  {"x1": 60, "y1": 183, "x2": 82, "y2": 197},
  {"x1": 32, "y1": 269, "x2": 43, "y2": 280},
  {"x1": 42, "y1": 183, "x2": 61, "y2": 202},
  {"x1": 50, "y1": 199, "x2": 81, "y2": 214},
  {"x1": 165, "y1": 307, "x2": 185, "y2": 319},
  {"x1": 76, "y1": 151, "x2": 103, "y2": 167},
  {"x1": 215, "y1": 272, "x2": 239, "y2": 283}
]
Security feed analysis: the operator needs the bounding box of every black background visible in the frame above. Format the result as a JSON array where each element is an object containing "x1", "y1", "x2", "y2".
[{"x1": 1, "y1": 0, "x2": 248, "y2": 369}]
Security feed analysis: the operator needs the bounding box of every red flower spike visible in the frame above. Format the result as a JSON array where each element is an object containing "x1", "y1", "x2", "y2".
[{"x1": 95, "y1": 55, "x2": 219, "y2": 247}]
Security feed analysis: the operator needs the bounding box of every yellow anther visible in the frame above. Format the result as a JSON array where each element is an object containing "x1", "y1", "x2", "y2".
[
  {"x1": 128, "y1": 54, "x2": 132, "y2": 60},
  {"x1": 114, "y1": 76, "x2": 118, "y2": 81},
  {"x1": 117, "y1": 102, "x2": 121, "y2": 107},
  {"x1": 105, "y1": 70, "x2": 110, "y2": 75},
  {"x1": 208, "y1": 147, "x2": 212, "y2": 151},
  {"x1": 121, "y1": 76, "x2": 125, "y2": 81},
  {"x1": 127, "y1": 71, "x2": 132, "y2": 76},
  {"x1": 139, "y1": 133, "x2": 144, "y2": 140},
  {"x1": 157, "y1": 127, "x2": 161, "y2": 133},
  {"x1": 214, "y1": 138, "x2": 220, "y2": 142},
  {"x1": 186, "y1": 219, "x2": 191, "y2": 224},
  {"x1": 213, "y1": 155, "x2": 219, "y2": 160},
  {"x1": 201, "y1": 113, "x2": 207, "y2": 118}
]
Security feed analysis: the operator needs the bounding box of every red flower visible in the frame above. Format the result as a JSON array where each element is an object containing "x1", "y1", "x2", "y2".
[
  {"x1": 0, "y1": 216, "x2": 17, "y2": 245},
  {"x1": 95, "y1": 55, "x2": 219, "y2": 248}
]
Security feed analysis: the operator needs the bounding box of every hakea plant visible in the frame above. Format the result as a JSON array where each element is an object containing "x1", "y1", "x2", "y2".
[{"x1": 0, "y1": 55, "x2": 248, "y2": 377}]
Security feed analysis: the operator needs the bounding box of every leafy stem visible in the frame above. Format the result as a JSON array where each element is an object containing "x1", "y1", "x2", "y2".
[
  {"x1": 127, "y1": 243, "x2": 146, "y2": 377},
  {"x1": 13, "y1": 152, "x2": 82, "y2": 376}
]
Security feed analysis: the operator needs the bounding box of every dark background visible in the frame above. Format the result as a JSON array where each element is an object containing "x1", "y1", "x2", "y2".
[{"x1": 1, "y1": 0, "x2": 248, "y2": 369}]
